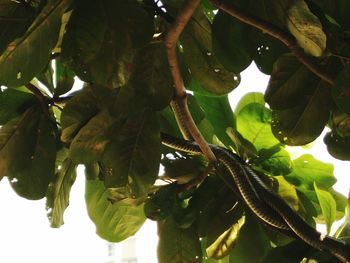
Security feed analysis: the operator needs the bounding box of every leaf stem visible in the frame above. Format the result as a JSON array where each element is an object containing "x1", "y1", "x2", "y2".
[
  {"x1": 26, "y1": 83, "x2": 50, "y2": 115},
  {"x1": 164, "y1": 0, "x2": 217, "y2": 164},
  {"x1": 210, "y1": 0, "x2": 335, "y2": 85}
]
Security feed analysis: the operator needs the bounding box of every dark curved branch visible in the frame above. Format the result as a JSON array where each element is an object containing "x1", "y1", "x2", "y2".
[{"x1": 210, "y1": 0, "x2": 335, "y2": 85}]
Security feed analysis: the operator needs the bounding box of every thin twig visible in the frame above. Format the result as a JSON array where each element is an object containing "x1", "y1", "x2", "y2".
[
  {"x1": 164, "y1": 0, "x2": 217, "y2": 164},
  {"x1": 210, "y1": 0, "x2": 335, "y2": 85}
]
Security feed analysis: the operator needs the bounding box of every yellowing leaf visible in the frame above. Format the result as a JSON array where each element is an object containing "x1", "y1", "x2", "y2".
[{"x1": 287, "y1": 0, "x2": 326, "y2": 57}]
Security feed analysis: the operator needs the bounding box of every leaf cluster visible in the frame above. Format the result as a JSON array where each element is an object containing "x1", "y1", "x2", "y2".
[{"x1": 0, "y1": 0, "x2": 350, "y2": 262}]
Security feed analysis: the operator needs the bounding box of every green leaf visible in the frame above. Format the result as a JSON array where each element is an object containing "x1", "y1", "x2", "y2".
[
  {"x1": 261, "y1": 240, "x2": 312, "y2": 263},
  {"x1": 235, "y1": 92, "x2": 265, "y2": 115},
  {"x1": 206, "y1": 216, "x2": 245, "y2": 259},
  {"x1": 36, "y1": 62, "x2": 55, "y2": 93},
  {"x1": 287, "y1": 0, "x2": 327, "y2": 57},
  {"x1": 129, "y1": 43, "x2": 173, "y2": 110},
  {"x1": 0, "y1": 108, "x2": 56, "y2": 199},
  {"x1": 226, "y1": 127, "x2": 259, "y2": 161},
  {"x1": 69, "y1": 110, "x2": 117, "y2": 164},
  {"x1": 314, "y1": 182, "x2": 337, "y2": 234},
  {"x1": 60, "y1": 87, "x2": 100, "y2": 143},
  {"x1": 0, "y1": 0, "x2": 71, "y2": 87},
  {"x1": 212, "y1": 10, "x2": 252, "y2": 73},
  {"x1": 157, "y1": 218, "x2": 202, "y2": 263},
  {"x1": 85, "y1": 179, "x2": 146, "y2": 242},
  {"x1": 144, "y1": 184, "x2": 178, "y2": 221},
  {"x1": 335, "y1": 201, "x2": 350, "y2": 243},
  {"x1": 0, "y1": 88, "x2": 37, "y2": 125},
  {"x1": 61, "y1": 0, "x2": 154, "y2": 87},
  {"x1": 46, "y1": 158, "x2": 77, "y2": 228},
  {"x1": 181, "y1": 7, "x2": 240, "y2": 95},
  {"x1": 229, "y1": 216, "x2": 271, "y2": 263},
  {"x1": 266, "y1": 55, "x2": 332, "y2": 145},
  {"x1": 236, "y1": 103, "x2": 280, "y2": 150},
  {"x1": 54, "y1": 58, "x2": 75, "y2": 97},
  {"x1": 332, "y1": 63, "x2": 350, "y2": 115},
  {"x1": 0, "y1": 1, "x2": 36, "y2": 53},
  {"x1": 286, "y1": 154, "x2": 336, "y2": 189},
  {"x1": 195, "y1": 94, "x2": 236, "y2": 146},
  {"x1": 162, "y1": 157, "x2": 206, "y2": 184},
  {"x1": 102, "y1": 109, "x2": 161, "y2": 197},
  {"x1": 324, "y1": 132, "x2": 350, "y2": 160}
]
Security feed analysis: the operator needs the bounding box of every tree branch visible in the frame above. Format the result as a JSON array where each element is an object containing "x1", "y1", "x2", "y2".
[
  {"x1": 164, "y1": 0, "x2": 217, "y2": 164},
  {"x1": 210, "y1": 0, "x2": 335, "y2": 85},
  {"x1": 26, "y1": 83, "x2": 50, "y2": 115}
]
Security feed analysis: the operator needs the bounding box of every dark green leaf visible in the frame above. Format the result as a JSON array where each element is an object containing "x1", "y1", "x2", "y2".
[
  {"x1": 0, "y1": 88, "x2": 36, "y2": 125},
  {"x1": 102, "y1": 109, "x2": 161, "y2": 197},
  {"x1": 69, "y1": 110, "x2": 117, "y2": 164},
  {"x1": 324, "y1": 132, "x2": 350, "y2": 160},
  {"x1": 130, "y1": 43, "x2": 173, "y2": 110},
  {"x1": 85, "y1": 179, "x2": 146, "y2": 242},
  {"x1": 144, "y1": 184, "x2": 178, "y2": 220},
  {"x1": 54, "y1": 58, "x2": 75, "y2": 97},
  {"x1": 212, "y1": 11, "x2": 252, "y2": 73},
  {"x1": 0, "y1": 1, "x2": 36, "y2": 53},
  {"x1": 181, "y1": 7, "x2": 240, "y2": 95},
  {"x1": 46, "y1": 158, "x2": 77, "y2": 228},
  {"x1": 157, "y1": 218, "x2": 202, "y2": 263},
  {"x1": 226, "y1": 127, "x2": 259, "y2": 161},
  {"x1": 0, "y1": 108, "x2": 56, "y2": 199},
  {"x1": 60, "y1": 87, "x2": 100, "y2": 143},
  {"x1": 61, "y1": 0, "x2": 154, "y2": 87},
  {"x1": 36, "y1": 62, "x2": 55, "y2": 93},
  {"x1": 0, "y1": 0, "x2": 71, "y2": 87},
  {"x1": 333, "y1": 63, "x2": 350, "y2": 115},
  {"x1": 271, "y1": 94, "x2": 331, "y2": 146}
]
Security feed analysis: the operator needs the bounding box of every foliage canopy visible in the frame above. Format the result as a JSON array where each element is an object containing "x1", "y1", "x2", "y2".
[{"x1": 1, "y1": 0, "x2": 350, "y2": 262}]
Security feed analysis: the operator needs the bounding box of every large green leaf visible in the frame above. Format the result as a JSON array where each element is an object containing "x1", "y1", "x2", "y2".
[
  {"x1": 212, "y1": 10, "x2": 252, "y2": 73},
  {"x1": 46, "y1": 158, "x2": 77, "y2": 228},
  {"x1": 0, "y1": 0, "x2": 71, "y2": 87},
  {"x1": 0, "y1": 108, "x2": 56, "y2": 199},
  {"x1": 236, "y1": 103, "x2": 280, "y2": 150},
  {"x1": 195, "y1": 94, "x2": 236, "y2": 146},
  {"x1": 286, "y1": 154, "x2": 336, "y2": 189},
  {"x1": 266, "y1": 55, "x2": 332, "y2": 145},
  {"x1": 314, "y1": 182, "x2": 337, "y2": 234},
  {"x1": 61, "y1": 0, "x2": 154, "y2": 87},
  {"x1": 69, "y1": 110, "x2": 117, "y2": 164},
  {"x1": 0, "y1": 88, "x2": 36, "y2": 125},
  {"x1": 85, "y1": 179, "x2": 146, "y2": 242},
  {"x1": 235, "y1": 92, "x2": 265, "y2": 115},
  {"x1": 102, "y1": 109, "x2": 161, "y2": 197},
  {"x1": 157, "y1": 218, "x2": 202, "y2": 263},
  {"x1": 181, "y1": 7, "x2": 240, "y2": 95},
  {"x1": 129, "y1": 43, "x2": 173, "y2": 110},
  {"x1": 60, "y1": 87, "x2": 101, "y2": 143},
  {"x1": 53, "y1": 58, "x2": 75, "y2": 97}
]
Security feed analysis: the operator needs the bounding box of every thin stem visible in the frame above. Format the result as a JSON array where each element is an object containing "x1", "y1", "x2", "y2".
[
  {"x1": 210, "y1": 0, "x2": 335, "y2": 85},
  {"x1": 164, "y1": 0, "x2": 216, "y2": 164}
]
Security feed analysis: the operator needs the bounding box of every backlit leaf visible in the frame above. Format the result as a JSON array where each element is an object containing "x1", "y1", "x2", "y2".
[
  {"x1": 314, "y1": 182, "x2": 337, "y2": 234},
  {"x1": 46, "y1": 158, "x2": 77, "y2": 228},
  {"x1": 85, "y1": 179, "x2": 146, "y2": 242}
]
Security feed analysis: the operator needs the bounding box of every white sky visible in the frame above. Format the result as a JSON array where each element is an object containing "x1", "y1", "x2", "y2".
[{"x1": 0, "y1": 63, "x2": 349, "y2": 262}]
